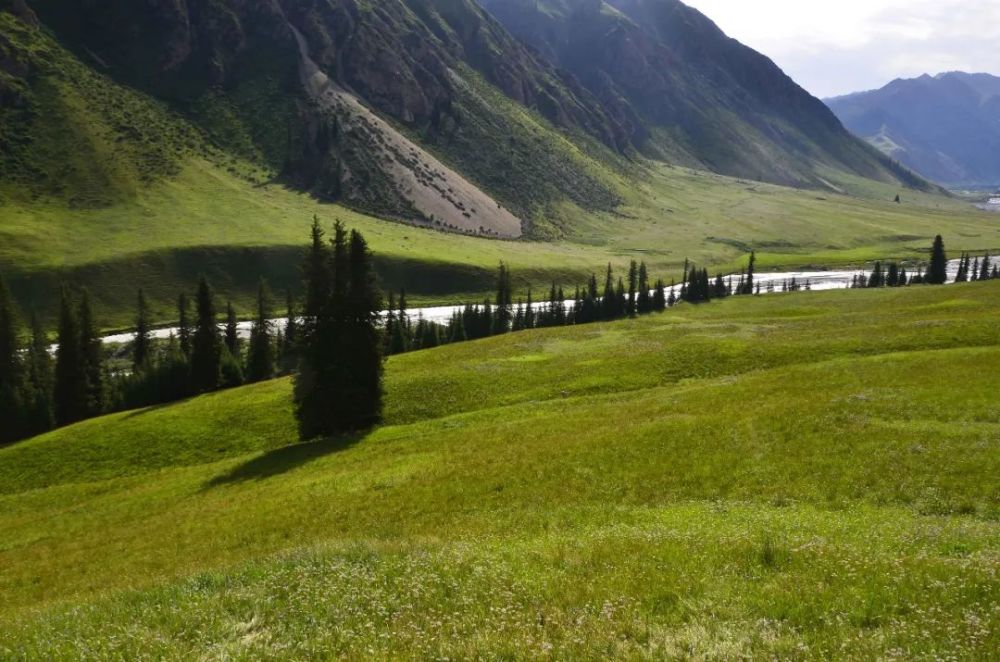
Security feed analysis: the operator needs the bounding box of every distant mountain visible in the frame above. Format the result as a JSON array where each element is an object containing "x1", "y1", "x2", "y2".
[
  {"x1": 827, "y1": 72, "x2": 1000, "y2": 187},
  {"x1": 1, "y1": 0, "x2": 929, "y2": 241}
]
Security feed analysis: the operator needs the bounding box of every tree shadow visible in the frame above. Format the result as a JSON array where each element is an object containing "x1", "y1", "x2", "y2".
[{"x1": 203, "y1": 432, "x2": 365, "y2": 489}]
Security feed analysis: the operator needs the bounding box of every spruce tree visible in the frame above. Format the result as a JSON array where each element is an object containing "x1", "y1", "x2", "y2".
[
  {"x1": 526, "y1": 287, "x2": 536, "y2": 329},
  {"x1": 653, "y1": 279, "x2": 667, "y2": 311},
  {"x1": 225, "y1": 302, "x2": 240, "y2": 358},
  {"x1": 980, "y1": 253, "x2": 992, "y2": 281},
  {"x1": 341, "y1": 229, "x2": 384, "y2": 428},
  {"x1": 0, "y1": 275, "x2": 24, "y2": 443},
  {"x1": 78, "y1": 290, "x2": 104, "y2": 418},
  {"x1": 177, "y1": 293, "x2": 192, "y2": 358},
  {"x1": 134, "y1": 289, "x2": 152, "y2": 373},
  {"x1": 24, "y1": 312, "x2": 54, "y2": 436},
  {"x1": 190, "y1": 277, "x2": 222, "y2": 393},
  {"x1": 926, "y1": 235, "x2": 948, "y2": 285},
  {"x1": 494, "y1": 263, "x2": 513, "y2": 334},
  {"x1": 246, "y1": 280, "x2": 275, "y2": 383},
  {"x1": 666, "y1": 280, "x2": 676, "y2": 307},
  {"x1": 627, "y1": 260, "x2": 638, "y2": 317},
  {"x1": 601, "y1": 264, "x2": 617, "y2": 320},
  {"x1": 282, "y1": 290, "x2": 298, "y2": 370},
  {"x1": 970, "y1": 258, "x2": 980, "y2": 282},
  {"x1": 637, "y1": 262, "x2": 651, "y2": 314},
  {"x1": 54, "y1": 289, "x2": 85, "y2": 427},
  {"x1": 744, "y1": 251, "x2": 757, "y2": 295}
]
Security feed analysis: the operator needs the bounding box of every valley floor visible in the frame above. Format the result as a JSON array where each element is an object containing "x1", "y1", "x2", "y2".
[
  {"x1": 1, "y1": 283, "x2": 998, "y2": 658},
  {"x1": 3, "y1": 158, "x2": 999, "y2": 329}
]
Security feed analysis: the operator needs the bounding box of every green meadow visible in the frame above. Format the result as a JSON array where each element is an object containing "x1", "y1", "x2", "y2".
[
  {"x1": 4, "y1": 154, "x2": 1000, "y2": 328},
  {"x1": 1, "y1": 283, "x2": 998, "y2": 658}
]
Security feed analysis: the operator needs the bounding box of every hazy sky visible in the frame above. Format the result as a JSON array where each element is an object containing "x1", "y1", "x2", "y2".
[{"x1": 682, "y1": 0, "x2": 1000, "y2": 98}]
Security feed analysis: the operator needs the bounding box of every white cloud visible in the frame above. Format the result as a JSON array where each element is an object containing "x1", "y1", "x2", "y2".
[{"x1": 682, "y1": 0, "x2": 1000, "y2": 97}]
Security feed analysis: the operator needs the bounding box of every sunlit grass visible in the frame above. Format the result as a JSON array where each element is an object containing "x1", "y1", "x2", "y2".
[{"x1": 1, "y1": 283, "x2": 998, "y2": 657}]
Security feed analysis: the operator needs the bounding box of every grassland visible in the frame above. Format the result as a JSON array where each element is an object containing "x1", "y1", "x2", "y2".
[
  {"x1": 5, "y1": 153, "x2": 1000, "y2": 329},
  {"x1": 1, "y1": 283, "x2": 998, "y2": 658}
]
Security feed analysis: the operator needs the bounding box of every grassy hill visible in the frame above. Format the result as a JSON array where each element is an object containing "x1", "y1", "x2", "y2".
[{"x1": 1, "y1": 283, "x2": 998, "y2": 657}]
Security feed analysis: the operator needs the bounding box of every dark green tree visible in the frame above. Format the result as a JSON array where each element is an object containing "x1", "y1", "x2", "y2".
[
  {"x1": 925, "y1": 235, "x2": 948, "y2": 285},
  {"x1": 637, "y1": 262, "x2": 651, "y2": 314},
  {"x1": 54, "y1": 289, "x2": 85, "y2": 427},
  {"x1": 494, "y1": 263, "x2": 513, "y2": 334},
  {"x1": 980, "y1": 253, "x2": 992, "y2": 281},
  {"x1": 133, "y1": 289, "x2": 152, "y2": 373},
  {"x1": 246, "y1": 280, "x2": 276, "y2": 383},
  {"x1": 24, "y1": 312, "x2": 54, "y2": 436},
  {"x1": 0, "y1": 274, "x2": 24, "y2": 443},
  {"x1": 190, "y1": 277, "x2": 222, "y2": 393},
  {"x1": 224, "y1": 302, "x2": 240, "y2": 358},
  {"x1": 601, "y1": 264, "x2": 617, "y2": 320},
  {"x1": 78, "y1": 290, "x2": 104, "y2": 418},
  {"x1": 627, "y1": 260, "x2": 638, "y2": 317},
  {"x1": 177, "y1": 293, "x2": 192, "y2": 358}
]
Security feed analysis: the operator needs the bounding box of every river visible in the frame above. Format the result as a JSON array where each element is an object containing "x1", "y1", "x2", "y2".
[{"x1": 96, "y1": 259, "x2": 966, "y2": 346}]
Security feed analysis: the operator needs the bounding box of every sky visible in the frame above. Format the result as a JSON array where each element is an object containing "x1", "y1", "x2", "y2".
[{"x1": 682, "y1": 0, "x2": 1000, "y2": 98}]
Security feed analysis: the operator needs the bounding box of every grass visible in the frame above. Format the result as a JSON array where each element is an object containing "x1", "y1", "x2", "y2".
[{"x1": 1, "y1": 283, "x2": 998, "y2": 657}]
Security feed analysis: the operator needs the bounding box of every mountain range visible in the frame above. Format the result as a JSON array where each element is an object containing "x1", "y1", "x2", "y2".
[
  {"x1": 827, "y1": 72, "x2": 1000, "y2": 188},
  {"x1": 1, "y1": 0, "x2": 928, "y2": 240}
]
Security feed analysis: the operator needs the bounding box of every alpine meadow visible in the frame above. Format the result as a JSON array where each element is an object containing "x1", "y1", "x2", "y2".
[{"x1": 0, "y1": 0, "x2": 998, "y2": 659}]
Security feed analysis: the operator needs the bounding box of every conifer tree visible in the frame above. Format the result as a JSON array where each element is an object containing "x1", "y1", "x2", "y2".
[
  {"x1": 341, "y1": 229, "x2": 384, "y2": 427},
  {"x1": 494, "y1": 263, "x2": 513, "y2": 334},
  {"x1": 134, "y1": 289, "x2": 152, "y2": 373},
  {"x1": 225, "y1": 302, "x2": 240, "y2": 357},
  {"x1": 54, "y1": 289, "x2": 85, "y2": 427},
  {"x1": 177, "y1": 293, "x2": 192, "y2": 358},
  {"x1": 190, "y1": 277, "x2": 222, "y2": 393},
  {"x1": 745, "y1": 251, "x2": 757, "y2": 295},
  {"x1": 78, "y1": 290, "x2": 104, "y2": 418},
  {"x1": 970, "y1": 257, "x2": 980, "y2": 282},
  {"x1": 0, "y1": 275, "x2": 24, "y2": 443},
  {"x1": 525, "y1": 287, "x2": 535, "y2": 329},
  {"x1": 24, "y1": 312, "x2": 54, "y2": 436},
  {"x1": 653, "y1": 279, "x2": 667, "y2": 311},
  {"x1": 282, "y1": 290, "x2": 298, "y2": 370},
  {"x1": 390, "y1": 289, "x2": 411, "y2": 354},
  {"x1": 627, "y1": 260, "x2": 638, "y2": 317},
  {"x1": 886, "y1": 263, "x2": 900, "y2": 288},
  {"x1": 666, "y1": 280, "x2": 676, "y2": 307},
  {"x1": 926, "y1": 235, "x2": 948, "y2": 285},
  {"x1": 637, "y1": 262, "x2": 651, "y2": 314},
  {"x1": 980, "y1": 253, "x2": 992, "y2": 281},
  {"x1": 955, "y1": 254, "x2": 969, "y2": 282},
  {"x1": 246, "y1": 280, "x2": 275, "y2": 383},
  {"x1": 601, "y1": 264, "x2": 617, "y2": 320}
]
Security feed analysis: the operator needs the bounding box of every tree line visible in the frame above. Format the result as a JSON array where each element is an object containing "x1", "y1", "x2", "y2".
[{"x1": 0, "y1": 233, "x2": 990, "y2": 444}]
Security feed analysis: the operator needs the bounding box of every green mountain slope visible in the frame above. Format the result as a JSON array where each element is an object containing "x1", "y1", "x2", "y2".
[
  {"x1": 480, "y1": 0, "x2": 930, "y2": 190},
  {"x1": 1, "y1": 284, "x2": 998, "y2": 656}
]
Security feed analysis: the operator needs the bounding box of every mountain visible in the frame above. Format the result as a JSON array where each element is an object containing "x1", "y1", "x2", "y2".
[
  {"x1": 477, "y1": 0, "x2": 924, "y2": 189},
  {"x1": 2, "y1": 0, "x2": 927, "y2": 235},
  {"x1": 827, "y1": 72, "x2": 1000, "y2": 187}
]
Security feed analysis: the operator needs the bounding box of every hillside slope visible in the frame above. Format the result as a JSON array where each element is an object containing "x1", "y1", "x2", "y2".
[
  {"x1": 1, "y1": 284, "x2": 999, "y2": 657},
  {"x1": 479, "y1": 0, "x2": 928, "y2": 190},
  {"x1": 827, "y1": 72, "x2": 1000, "y2": 187}
]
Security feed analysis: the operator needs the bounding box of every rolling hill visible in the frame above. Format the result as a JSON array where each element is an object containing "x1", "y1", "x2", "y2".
[
  {"x1": 827, "y1": 72, "x2": 1000, "y2": 188},
  {"x1": 1, "y1": 283, "x2": 998, "y2": 657}
]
